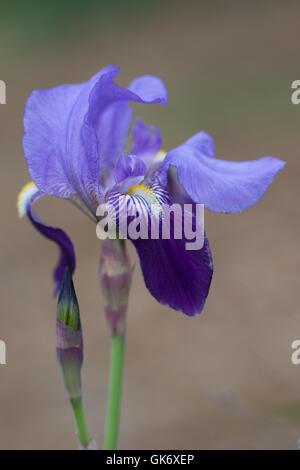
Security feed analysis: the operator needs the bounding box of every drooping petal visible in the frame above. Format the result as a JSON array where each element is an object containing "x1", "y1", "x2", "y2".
[
  {"x1": 131, "y1": 117, "x2": 162, "y2": 167},
  {"x1": 182, "y1": 131, "x2": 215, "y2": 158},
  {"x1": 106, "y1": 183, "x2": 213, "y2": 315},
  {"x1": 158, "y1": 132, "x2": 285, "y2": 213},
  {"x1": 17, "y1": 182, "x2": 75, "y2": 295},
  {"x1": 132, "y1": 233, "x2": 213, "y2": 316}
]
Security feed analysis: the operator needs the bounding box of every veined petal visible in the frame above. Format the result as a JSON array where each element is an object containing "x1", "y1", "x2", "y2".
[
  {"x1": 23, "y1": 82, "x2": 81, "y2": 199},
  {"x1": 105, "y1": 183, "x2": 212, "y2": 315},
  {"x1": 115, "y1": 154, "x2": 147, "y2": 183},
  {"x1": 131, "y1": 117, "x2": 162, "y2": 167},
  {"x1": 158, "y1": 132, "x2": 285, "y2": 213},
  {"x1": 133, "y1": 233, "x2": 213, "y2": 316},
  {"x1": 105, "y1": 182, "x2": 169, "y2": 238},
  {"x1": 17, "y1": 182, "x2": 75, "y2": 295},
  {"x1": 23, "y1": 65, "x2": 116, "y2": 208},
  {"x1": 114, "y1": 154, "x2": 147, "y2": 193}
]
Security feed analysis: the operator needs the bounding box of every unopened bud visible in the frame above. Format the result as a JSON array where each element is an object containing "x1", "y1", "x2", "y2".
[
  {"x1": 56, "y1": 268, "x2": 83, "y2": 401},
  {"x1": 99, "y1": 240, "x2": 133, "y2": 335}
]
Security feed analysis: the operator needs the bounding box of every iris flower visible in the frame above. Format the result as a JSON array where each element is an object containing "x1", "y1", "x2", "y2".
[{"x1": 18, "y1": 65, "x2": 285, "y2": 316}]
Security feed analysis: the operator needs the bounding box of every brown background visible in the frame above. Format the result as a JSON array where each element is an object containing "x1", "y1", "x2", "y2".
[{"x1": 0, "y1": 0, "x2": 299, "y2": 449}]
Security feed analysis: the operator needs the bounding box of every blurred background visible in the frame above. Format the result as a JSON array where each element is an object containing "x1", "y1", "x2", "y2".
[{"x1": 0, "y1": 0, "x2": 299, "y2": 450}]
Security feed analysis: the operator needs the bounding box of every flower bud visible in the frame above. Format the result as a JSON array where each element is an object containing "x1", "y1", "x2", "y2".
[
  {"x1": 99, "y1": 240, "x2": 133, "y2": 336},
  {"x1": 56, "y1": 268, "x2": 83, "y2": 401}
]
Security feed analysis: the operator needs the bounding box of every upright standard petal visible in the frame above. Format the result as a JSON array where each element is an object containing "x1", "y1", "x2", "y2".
[
  {"x1": 85, "y1": 69, "x2": 167, "y2": 189},
  {"x1": 23, "y1": 66, "x2": 167, "y2": 211},
  {"x1": 158, "y1": 132, "x2": 285, "y2": 213},
  {"x1": 128, "y1": 75, "x2": 167, "y2": 104},
  {"x1": 23, "y1": 65, "x2": 116, "y2": 207},
  {"x1": 17, "y1": 182, "x2": 75, "y2": 295},
  {"x1": 131, "y1": 118, "x2": 162, "y2": 166},
  {"x1": 114, "y1": 154, "x2": 147, "y2": 193}
]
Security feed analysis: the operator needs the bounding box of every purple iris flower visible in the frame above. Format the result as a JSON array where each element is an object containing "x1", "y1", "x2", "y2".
[{"x1": 18, "y1": 65, "x2": 285, "y2": 315}]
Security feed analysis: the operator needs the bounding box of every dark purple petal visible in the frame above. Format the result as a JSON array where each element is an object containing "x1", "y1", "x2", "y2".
[
  {"x1": 131, "y1": 234, "x2": 213, "y2": 316},
  {"x1": 131, "y1": 117, "x2": 162, "y2": 166},
  {"x1": 18, "y1": 183, "x2": 75, "y2": 295},
  {"x1": 158, "y1": 132, "x2": 285, "y2": 213},
  {"x1": 106, "y1": 182, "x2": 213, "y2": 316}
]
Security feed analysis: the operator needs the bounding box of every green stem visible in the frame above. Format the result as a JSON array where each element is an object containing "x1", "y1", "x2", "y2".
[
  {"x1": 70, "y1": 397, "x2": 89, "y2": 447},
  {"x1": 103, "y1": 334, "x2": 125, "y2": 450}
]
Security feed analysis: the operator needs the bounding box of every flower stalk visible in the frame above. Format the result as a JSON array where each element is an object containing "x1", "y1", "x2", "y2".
[
  {"x1": 103, "y1": 334, "x2": 125, "y2": 450},
  {"x1": 70, "y1": 398, "x2": 89, "y2": 448},
  {"x1": 99, "y1": 239, "x2": 133, "y2": 450}
]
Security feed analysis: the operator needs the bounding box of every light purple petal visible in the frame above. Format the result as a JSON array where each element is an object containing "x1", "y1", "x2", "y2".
[
  {"x1": 113, "y1": 153, "x2": 147, "y2": 193},
  {"x1": 158, "y1": 132, "x2": 285, "y2": 213},
  {"x1": 92, "y1": 75, "x2": 167, "y2": 177},
  {"x1": 95, "y1": 101, "x2": 132, "y2": 176},
  {"x1": 86, "y1": 69, "x2": 167, "y2": 189},
  {"x1": 23, "y1": 65, "x2": 115, "y2": 207},
  {"x1": 115, "y1": 154, "x2": 147, "y2": 183},
  {"x1": 183, "y1": 131, "x2": 215, "y2": 158},
  {"x1": 23, "y1": 66, "x2": 167, "y2": 211},
  {"x1": 131, "y1": 117, "x2": 162, "y2": 166},
  {"x1": 128, "y1": 75, "x2": 168, "y2": 104}
]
